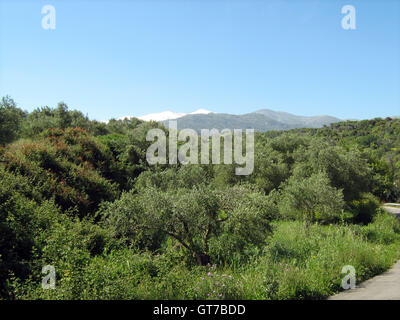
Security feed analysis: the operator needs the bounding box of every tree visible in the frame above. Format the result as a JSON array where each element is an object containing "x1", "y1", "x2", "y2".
[
  {"x1": 135, "y1": 165, "x2": 211, "y2": 192},
  {"x1": 101, "y1": 184, "x2": 276, "y2": 265},
  {"x1": 22, "y1": 103, "x2": 92, "y2": 137},
  {"x1": 278, "y1": 172, "x2": 345, "y2": 226},
  {"x1": 292, "y1": 139, "x2": 373, "y2": 202},
  {"x1": 0, "y1": 96, "x2": 26, "y2": 145},
  {"x1": 249, "y1": 146, "x2": 290, "y2": 194}
]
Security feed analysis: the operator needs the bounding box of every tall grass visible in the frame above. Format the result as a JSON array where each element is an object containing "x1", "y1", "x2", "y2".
[
  {"x1": 12, "y1": 212, "x2": 400, "y2": 300},
  {"x1": 239, "y1": 214, "x2": 400, "y2": 299}
]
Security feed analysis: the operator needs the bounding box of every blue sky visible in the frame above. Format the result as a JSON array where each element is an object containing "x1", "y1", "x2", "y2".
[{"x1": 0, "y1": 0, "x2": 399, "y2": 121}]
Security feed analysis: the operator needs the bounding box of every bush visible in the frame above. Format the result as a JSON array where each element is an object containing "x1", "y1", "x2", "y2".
[
  {"x1": 99, "y1": 190, "x2": 166, "y2": 251},
  {"x1": 278, "y1": 172, "x2": 345, "y2": 225},
  {"x1": 209, "y1": 186, "x2": 278, "y2": 265},
  {"x1": 361, "y1": 212, "x2": 400, "y2": 244},
  {"x1": 135, "y1": 165, "x2": 211, "y2": 192},
  {"x1": 292, "y1": 139, "x2": 373, "y2": 202},
  {"x1": 0, "y1": 96, "x2": 26, "y2": 145},
  {"x1": 101, "y1": 184, "x2": 276, "y2": 266},
  {"x1": 0, "y1": 188, "x2": 63, "y2": 299},
  {"x1": 0, "y1": 194, "x2": 37, "y2": 298},
  {"x1": 349, "y1": 193, "x2": 380, "y2": 224},
  {"x1": 1, "y1": 129, "x2": 120, "y2": 215}
]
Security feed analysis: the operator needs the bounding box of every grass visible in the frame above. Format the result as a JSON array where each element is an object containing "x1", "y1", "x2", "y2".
[
  {"x1": 238, "y1": 215, "x2": 400, "y2": 299},
  {"x1": 11, "y1": 212, "x2": 400, "y2": 300}
]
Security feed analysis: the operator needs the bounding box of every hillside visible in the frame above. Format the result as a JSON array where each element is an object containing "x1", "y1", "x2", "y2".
[
  {"x1": 254, "y1": 109, "x2": 341, "y2": 128},
  {"x1": 1, "y1": 97, "x2": 400, "y2": 301},
  {"x1": 162, "y1": 109, "x2": 341, "y2": 132}
]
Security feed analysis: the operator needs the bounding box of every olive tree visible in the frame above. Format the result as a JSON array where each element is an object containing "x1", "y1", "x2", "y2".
[
  {"x1": 278, "y1": 172, "x2": 345, "y2": 226},
  {"x1": 292, "y1": 139, "x2": 372, "y2": 202},
  {"x1": 101, "y1": 184, "x2": 276, "y2": 265}
]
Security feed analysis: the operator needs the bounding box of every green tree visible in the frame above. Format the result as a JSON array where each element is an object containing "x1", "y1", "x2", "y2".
[
  {"x1": 0, "y1": 96, "x2": 26, "y2": 145},
  {"x1": 278, "y1": 172, "x2": 345, "y2": 226},
  {"x1": 101, "y1": 185, "x2": 276, "y2": 265},
  {"x1": 292, "y1": 139, "x2": 372, "y2": 202}
]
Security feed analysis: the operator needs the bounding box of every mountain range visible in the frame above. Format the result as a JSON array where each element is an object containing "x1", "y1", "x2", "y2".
[
  {"x1": 121, "y1": 109, "x2": 342, "y2": 132},
  {"x1": 133, "y1": 109, "x2": 213, "y2": 122}
]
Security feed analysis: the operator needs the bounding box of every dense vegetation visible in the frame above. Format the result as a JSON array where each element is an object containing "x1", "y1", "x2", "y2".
[{"x1": 1, "y1": 96, "x2": 400, "y2": 299}]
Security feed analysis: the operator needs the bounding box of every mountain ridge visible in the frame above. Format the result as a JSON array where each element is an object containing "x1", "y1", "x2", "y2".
[
  {"x1": 159, "y1": 108, "x2": 342, "y2": 132},
  {"x1": 119, "y1": 109, "x2": 213, "y2": 122}
]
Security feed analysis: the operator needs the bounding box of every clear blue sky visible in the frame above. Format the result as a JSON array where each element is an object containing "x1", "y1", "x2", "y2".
[{"x1": 1, "y1": 0, "x2": 399, "y2": 121}]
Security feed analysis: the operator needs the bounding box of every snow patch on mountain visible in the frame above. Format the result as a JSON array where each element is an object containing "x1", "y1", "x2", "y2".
[{"x1": 119, "y1": 109, "x2": 213, "y2": 122}]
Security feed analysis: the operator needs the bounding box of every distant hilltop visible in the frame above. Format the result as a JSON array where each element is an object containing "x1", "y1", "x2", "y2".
[
  {"x1": 119, "y1": 108, "x2": 341, "y2": 132},
  {"x1": 119, "y1": 109, "x2": 213, "y2": 122}
]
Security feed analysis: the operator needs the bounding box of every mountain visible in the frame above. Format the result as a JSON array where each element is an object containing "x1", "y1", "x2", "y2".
[
  {"x1": 137, "y1": 111, "x2": 185, "y2": 122},
  {"x1": 119, "y1": 109, "x2": 212, "y2": 122},
  {"x1": 160, "y1": 109, "x2": 341, "y2": 132},
  {"x1": 253, "y1": 109, "x2": 341, "y2": 128},
  {"x1": 163, "y1": 113, "x2": 292, "y2": 132}
]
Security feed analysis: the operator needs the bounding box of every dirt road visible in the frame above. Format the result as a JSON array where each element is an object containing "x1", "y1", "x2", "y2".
[{"x1": 328, "y1": 204, "x2": 400, "y2": 300}]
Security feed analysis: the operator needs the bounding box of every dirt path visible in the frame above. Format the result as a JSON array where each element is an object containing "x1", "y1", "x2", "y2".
[{"x1": 328, "y1": 204, "x2": 400, "y2": 300}]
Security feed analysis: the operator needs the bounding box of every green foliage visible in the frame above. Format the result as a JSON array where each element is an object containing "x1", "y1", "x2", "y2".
[
  {"x1": 240, "y1": 219, "x2": 400, "y2": 299},
  {"x1": 1, "y1": 96, "x2": 400, "y2": 300},
  {"x1": 11, "y1": 218, "x2": 400, "y2": 300},
  {"x1": 291, "y1": 118, "x2": 400, "y2": 202},
  {"x1": 135, "y1": 165, "x2": 211, "y2": 192},
  {"x1": 101, "y1": 184, "x2": 276, "y2": 265},
  {"x1": 209, "y1": 186, "x2": 278, "y2": 265},
  {"x1": 0, "y1": 193, "x2": 37, "y2": 298},
  {"x1": 0, "y1": 96, "x2": 26, "y2": 145},
  {"x1": 349, "y1": 193, "x2": 381, "y2": 224},
  {"x1": 1, "y1": 128, "x2": 120, "y2": 215},
  {"x1": 361, "y1": 212, "x2": 400, "y2": 244},
  {"x1": 194, "y1": 269, "x2": 242, "y2": 299},
  {"x1": 23, "y1": 103, "x2": 100, "y2": 137},
  {"x1": 278, "y1": 172, "x2": 345, "y2": 225},
  {"x1": 99, "y1": 190, "x2": 166, "y2": 251},
  {"x1": 292, "y1": 139, "x2": 373, "y2": 202},
  {"x1": 102, "y1": 185, "x2": 222, "y2": 264}
]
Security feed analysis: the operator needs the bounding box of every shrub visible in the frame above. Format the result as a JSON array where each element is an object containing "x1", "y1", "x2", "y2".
[
  {"x1": 0, "y1": 194, "x2": 37, "y2": 298},
  {"x1": 0, "y1": 188, "x2": 63, "y2": 299},
  {"x1": 99, "y1": 191, "x2": 166, "y2": 251},
  {"x1": 278, "y1": 172, "x2": 345, "y2": 225},
  {"x1": 292, "y1": 139, "x2": 373, "y2": 202},
  {"x1": 0, "y1": 96, "x2": 26, "y2": 145},
  {"x1": 135, "y1": 165, "x2": 211, "y2": 192},
  {"x1": 361, "y1": 212, "x2": 400, "y2": 244},
  {"x1": 349, "y1": 193, "x2": 380, "y2": 224},
  {"x1": 101, "y1": 184, "x2": 276, "y2": 266},
  {"x1": 209, "y1": 186, "x2": 278, "y2": 265},
  {"x1": 1, "y1": 129, "x2": 120, "y2": 215}
]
